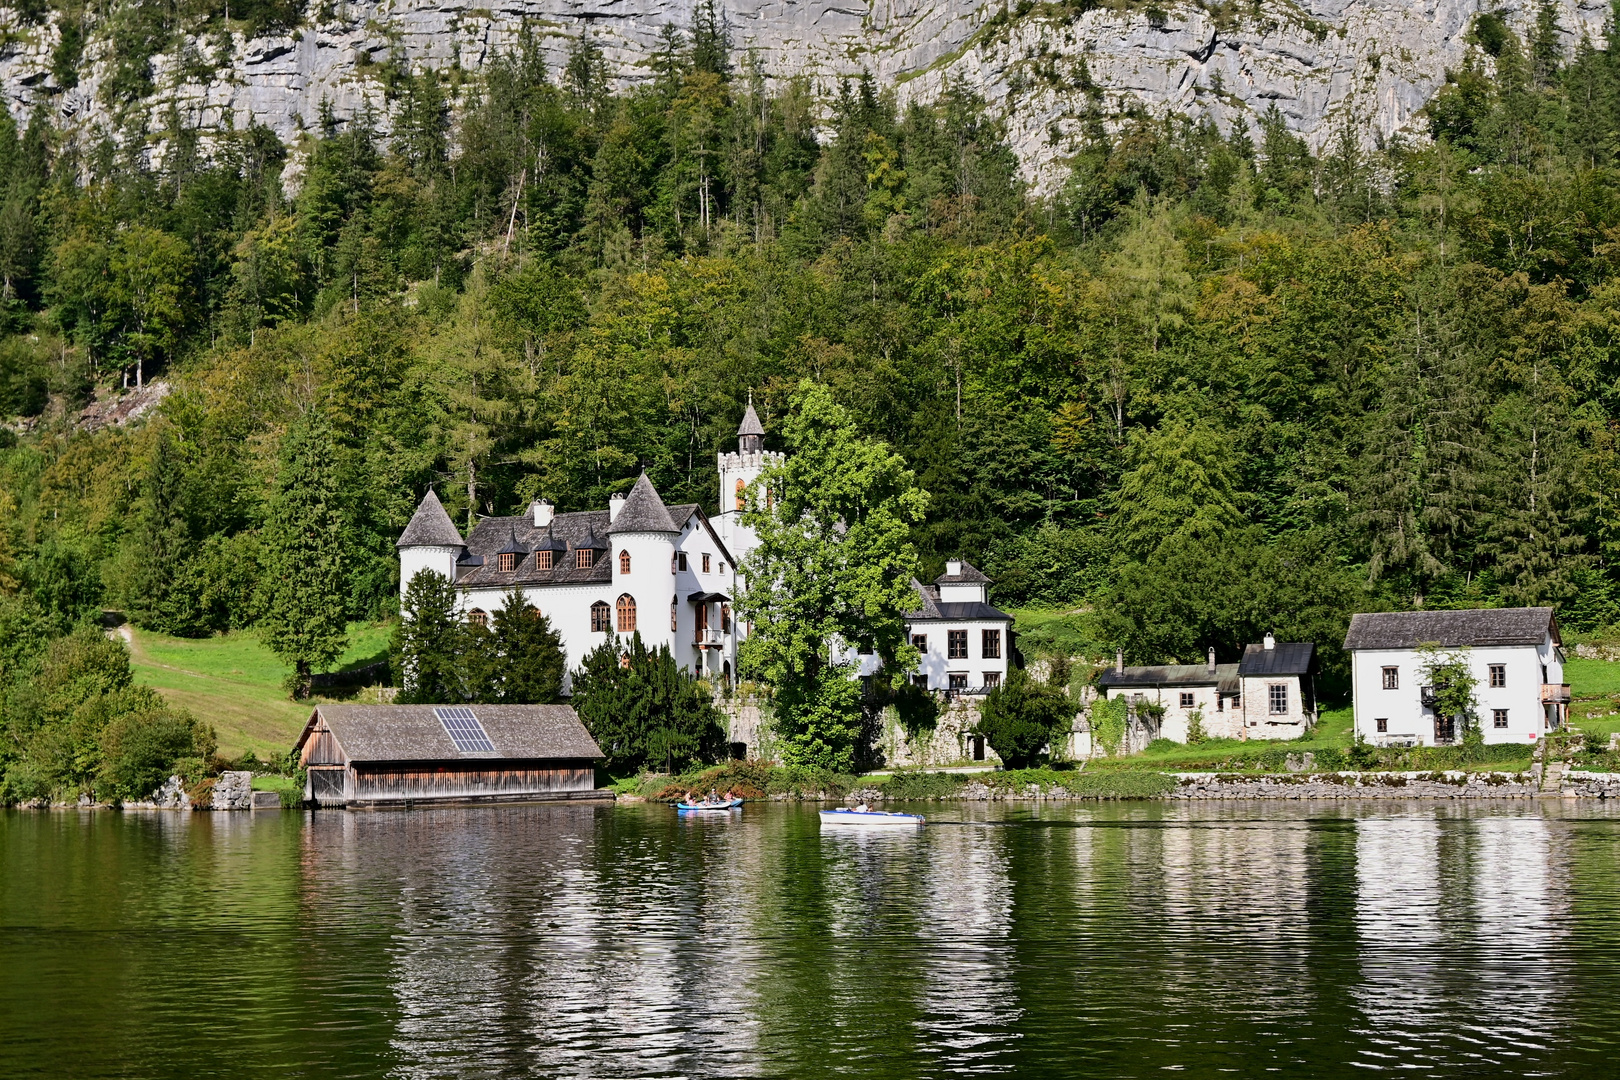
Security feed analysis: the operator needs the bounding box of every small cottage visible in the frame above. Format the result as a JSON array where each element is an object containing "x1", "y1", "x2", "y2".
[
  {"x1": 1097, "y1": 634, "x2": 1317, "y2": 743},
  {"x1": 295, "y1": 704, "x2": 606, "y2": 808}
]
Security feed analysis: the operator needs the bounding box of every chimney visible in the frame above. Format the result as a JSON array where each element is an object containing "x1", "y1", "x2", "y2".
[
  {"x1": 609, "y1": 493, "x2": 626, "y2": 522},
  {"x1": 946, "y1": 559, "x2": 962, "y2": 576},
  {"x1": 1115, "y1": 648, "x2": 1124, "y2": 674},
  {"x1": 530, "y1": 499, "x2": 553, "y2": 528},
  {"x1": 1264, "y1": 632, "x2": 1275, "y2": 651},
  {"x1": 1208, "y1": 647, "x2": 1216, "y2": 673}
]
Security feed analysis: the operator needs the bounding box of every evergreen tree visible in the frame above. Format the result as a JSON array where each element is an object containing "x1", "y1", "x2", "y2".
[
  {"x1": 394, "y1": 569, "x2": 464, "y2": 704},
  {"x1": 489, "y1": 588, "x2": 566, "y2": 703},
  {"x1": 571, "y1": 632, "x2": 724, "y2": 773},
  {"x1": 259, "y1": 410, "x2": 350, "y2": 697}
]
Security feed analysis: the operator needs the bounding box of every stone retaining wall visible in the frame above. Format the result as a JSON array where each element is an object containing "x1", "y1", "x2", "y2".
[{"x1": 1172, "y1": 771, "x2": 1620, "y2": 800}]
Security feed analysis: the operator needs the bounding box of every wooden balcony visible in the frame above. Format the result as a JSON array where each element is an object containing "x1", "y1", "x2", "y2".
[{"x1": 1541, "y1": 683, "x2": 1572, "y2": 704}]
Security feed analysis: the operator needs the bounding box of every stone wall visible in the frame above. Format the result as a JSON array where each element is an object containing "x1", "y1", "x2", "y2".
[
  {"x1": 1168, "y1": 770, "x2": 1620, "y2": 799},
  {"x1": 874, "y1": 697, "x2": 1000, "y2": 769}
]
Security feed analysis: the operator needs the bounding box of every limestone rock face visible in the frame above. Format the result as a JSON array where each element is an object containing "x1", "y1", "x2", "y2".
[{"x1": 0, "y1": 1, "x2": 1607, "y2": 193}]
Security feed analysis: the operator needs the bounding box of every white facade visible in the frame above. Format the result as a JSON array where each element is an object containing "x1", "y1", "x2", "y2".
[
  {"x1": 844, "y1": 560, "x2": 1014, "y2": 693},
  {"x1": 1350, "y1": 641, "x2": 1565, "y2": 747},
  {"x1": 398, "y1": 476, "x2": 745, "y2": 693},
  {"x1": 1345, "y1": 608, "x2": 1568, "y2": 747}
]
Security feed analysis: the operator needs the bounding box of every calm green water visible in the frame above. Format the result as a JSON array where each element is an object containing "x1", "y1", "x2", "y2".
[{"x1": 5, "y1": 801, "x2": 1620, "y2": 1078}]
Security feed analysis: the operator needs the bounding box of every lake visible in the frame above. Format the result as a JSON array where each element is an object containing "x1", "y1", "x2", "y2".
[{"x1": 4, "y1": 800, "x2": 1620, "y2": 1078}]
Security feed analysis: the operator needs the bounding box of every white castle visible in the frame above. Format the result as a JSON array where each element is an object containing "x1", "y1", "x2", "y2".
[
  {"x1": 397, "y1": 397, "x2": 1011, "y2": 695},
  {"x1": 396, "y1": 402, "x2": 780, "y2": 689}
]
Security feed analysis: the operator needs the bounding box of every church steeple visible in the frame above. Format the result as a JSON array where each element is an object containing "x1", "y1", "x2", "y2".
[{"x1": 737, "y1": 391, "x2": 764, "y2": 454}]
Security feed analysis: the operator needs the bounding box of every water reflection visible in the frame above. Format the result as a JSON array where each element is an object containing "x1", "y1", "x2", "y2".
[{"x1": 6, "y1": 802, "x2": 1620, "y2": 1079}]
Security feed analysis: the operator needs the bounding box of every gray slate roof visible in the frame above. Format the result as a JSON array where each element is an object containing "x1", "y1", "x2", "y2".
[
  {"x1": 608, "y1": 473, "x2": 679, "y2": 534},
  {"x1": 299, "y1": 704, "x2": 603, "y2": 763},
  {"x1": 738, "y1": 402, "x2": 764, "y2": 437},
  {"x1": 397, "y1": 490, "x2": 465, "y2": 548},
  {"x1": 1099, "y1": 663, "x2": 1241, "y2": 693},
  {"x1": 1238, "y1": 642, "x2": 1315, "y2": 676},
  {"x1": 1343, "y1": 608, "x2": 1558, "y2": 650},
  {"x1": 904, "y1": 579, "x2": 1011, "y2": 622},
  {"x1": 935, "y1": 560, "x2": 992, "y2": 585},
  {"x1": 456, "y1": 509, "x2": 614, "y2": 589}
]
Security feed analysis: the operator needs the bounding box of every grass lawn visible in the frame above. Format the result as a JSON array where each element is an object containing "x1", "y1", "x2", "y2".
[
  {"x1": 1568, "y1": 656, "x2": 1620, "y2": 739},
  {"x1": 124, "y1": 621, "x2": 395, "y2": 759},
  {"x1": 1008, "y1": 607, "x2": 1101, "y2": 661}
]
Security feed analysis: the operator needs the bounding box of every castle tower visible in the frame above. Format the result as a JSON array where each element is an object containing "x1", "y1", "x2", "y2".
[{"x1": 716, "y1": 394, "x2": 782, "y2": 567}]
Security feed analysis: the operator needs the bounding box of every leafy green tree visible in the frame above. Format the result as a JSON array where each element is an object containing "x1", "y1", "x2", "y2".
[
  {"x1": 737, "y1": 380, "x2": 929, "y2": 771},
  {"x1": 571, "y1": 632, "x2": 725, "y2": 773},
  {"x1": 973, "y1": 669, "x2": 1073, "y2": 768},
  {"x1": 1113, "y1": 420, "x2": 1243, "y2": 562},
  {"x1": 394, "y1": 569, "x2": 464, "y2": 704},
  {"x1": 259, "y1": 410, "x2": 350, "y2": 697},
  {"x1": 98, "y1": 706, "x2": 215, "y2": 802},
  {"x1": 1416, "y1": 643, "x2": 1480, "y2": 738}
]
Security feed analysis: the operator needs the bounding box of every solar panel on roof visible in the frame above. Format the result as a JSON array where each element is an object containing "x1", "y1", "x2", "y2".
[{"x1": 434, "y1": 706, "x2": 496, "y2": 753}]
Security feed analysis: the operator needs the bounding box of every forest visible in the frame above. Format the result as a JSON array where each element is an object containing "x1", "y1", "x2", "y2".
[{"x1": 4, "y1": 2, "x2": 1620, "y2": 792}]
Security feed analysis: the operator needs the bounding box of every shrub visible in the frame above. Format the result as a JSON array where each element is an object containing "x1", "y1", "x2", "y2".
[
  {"x1": 975, "y1": 669, "x2": 1072, "y2": 768},
  {"x1": 880, "y1": 771, "x2": 968, "y2": 799},
  {"x1": 98, "y1": 708, "x2": 215, "y2": 802}
]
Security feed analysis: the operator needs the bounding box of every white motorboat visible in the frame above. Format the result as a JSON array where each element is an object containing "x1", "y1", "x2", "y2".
[{"x1": 819, "y1": 804, "x2": 925, "y2": 827}]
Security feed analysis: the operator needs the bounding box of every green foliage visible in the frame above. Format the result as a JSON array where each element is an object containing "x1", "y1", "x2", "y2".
[
  {"x1": 1090, "y1": 695, "x2": 1129, "y2": 758},
  {"x1": 572, "y1": 632, "x2": 726, "y2": 773},
  {"x1": 484, "y1": 589, "x2": 566, "y2": 704},
  {"x1": 98, "y1": 706, "x2": 215, "y2": 802},
  {"x1": 393, "y1": 569, "x2": 463, "y2": 704},
  {"x1": 973, "y1": 668, "x2": 1073, "y2": 768},
  {"x1": 1186, "y1": 708, "x2": 1207, "y2": 744},
  {"x1": 1417, "y1": 642, "x2": 1481, "y2": 732},
  {"x1": 738, "y1": 380, "x2": 928, "y2": 770},
  {"x1": 258, "y1": 409, "x2": 349, "y2": 695}
]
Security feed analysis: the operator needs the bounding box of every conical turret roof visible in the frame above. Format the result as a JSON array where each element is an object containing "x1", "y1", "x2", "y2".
[
  {"x1": 608, "y1": 473, "x2": 679, "y2": 534},
  {"x1": 737, "y1": 399, "x2": 764, "y2": 437},
  {"x1": 396, "y1": 489, "x2": 465, "y2": 548}
]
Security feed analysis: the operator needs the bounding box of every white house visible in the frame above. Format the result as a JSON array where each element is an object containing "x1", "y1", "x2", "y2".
[
  {"x1": 845, "y1": 561, "x2": 1015, "y2": 694},
  {"x1": 1096, "y1": 635, "x2": 1317, "y2": 742},
  {"x1": 1344, "y1": 607, "x2": 1569, "y2": 747},
  {"x1": 397, "y1": 405, "x2": 778, "y2": 691}
]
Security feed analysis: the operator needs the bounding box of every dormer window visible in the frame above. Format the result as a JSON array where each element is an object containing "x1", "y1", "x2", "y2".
[
  {"x1": 535, "y1": 550, "x2": 553, "y2": 571},
  {"x1": 619, "y1": 549, "x2": 631, "y2": 574},
  {"x1": 497, "y1": 552, "x2": 517, "y2": 573},
  {"x1": 576, "y1": 548, "x2": 593, "y2": 569}
]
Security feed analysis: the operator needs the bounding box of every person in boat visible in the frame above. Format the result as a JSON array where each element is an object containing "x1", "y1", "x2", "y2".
[
  {"x1": 722, "y1": 789, "x2": 734, "y2": 803},
  {"x1": 708, "y1": 788, "x2": 719, "y2": 804},
  {"x1": 854, "y1": 803, "x2": 869, "y2": 813}
]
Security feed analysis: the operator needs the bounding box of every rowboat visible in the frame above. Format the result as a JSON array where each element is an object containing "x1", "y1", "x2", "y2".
[
  {"x1": 676, "y1": 799, "x2": 743, "y2": 811},
  {"x1": 819, "y1": 806, "x2": 925, "y2": 827}
]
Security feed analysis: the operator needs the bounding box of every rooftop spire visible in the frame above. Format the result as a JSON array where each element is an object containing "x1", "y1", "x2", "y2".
[
  {"x1": 396, "y1": 489, "x2": 465, "y2": 548},
  {"x1": 738, "y1": 392, "x2": 764, "y2": 452}
]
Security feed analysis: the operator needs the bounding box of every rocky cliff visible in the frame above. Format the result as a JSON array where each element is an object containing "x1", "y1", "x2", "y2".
[{"x1": 0, "y1": 0, "x2": 1609, "y2": 192}]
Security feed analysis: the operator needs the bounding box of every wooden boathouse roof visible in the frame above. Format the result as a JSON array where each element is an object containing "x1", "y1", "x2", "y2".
[{"x1": 296, "y1": 704, "x2": 603, "y2": 764}]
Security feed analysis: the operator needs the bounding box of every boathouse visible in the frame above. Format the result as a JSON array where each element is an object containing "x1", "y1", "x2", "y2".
[{"x1": 295, "y1": 704, "x2": 606, "y2": 807}]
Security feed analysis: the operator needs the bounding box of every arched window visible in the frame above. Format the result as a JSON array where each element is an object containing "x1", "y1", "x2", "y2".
[
  {"x1": 671, "y1": 597, "x2": 678, "y2": 631},
  {"x1": 735, "y1": 478, "x2": 746, "y2": 511},
  {"x1": 590, "y1": 601, "x2": 610, "y2": 633},
  {"x1": 721, "y1": 603, "x2": 731, "y2": 632},
  {"x1": 619, "y1": 549, "x2": 631, "y2": 574},
  {"x1": 468, "y1": 609, "x2": 488, "y2": 627},
  {"x1": 616, "y1": 594, "x2": 637, "y2": 633}
]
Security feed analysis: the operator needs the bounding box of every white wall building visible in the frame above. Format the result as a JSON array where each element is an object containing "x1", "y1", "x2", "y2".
[
  {"x1": 845, "y1": 561, "x2": 1014, "y2": 694},
  {"x1": 1095, "y1": 635, "x2": 1318, "y2": 743},
  {"x1": 1345, "y1": 608, "x2": 1569, "y2": 747},
  {"x1": 397, "y1": 405, "x2": 777, "y2": 692}
]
